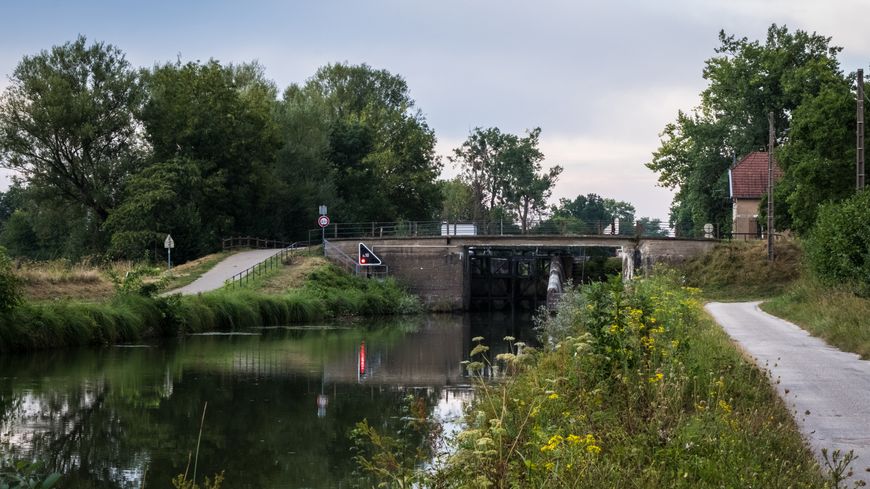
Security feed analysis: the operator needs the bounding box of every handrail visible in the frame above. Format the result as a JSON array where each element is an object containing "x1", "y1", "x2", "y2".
[
  {"x1": 306, "y1": 219, "x2": 725, "y2": 241},
  {"x1": 223, "y1": 236, "x2": 300, "y2": 251},
  {"x1": 224, "y1": 245, "x2": 298, "y2": 290}
]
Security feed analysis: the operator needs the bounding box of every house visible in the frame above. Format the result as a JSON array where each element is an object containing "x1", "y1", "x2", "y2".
[{"x1": 728, "y1": 151, "x2": 783, "y2": 239}]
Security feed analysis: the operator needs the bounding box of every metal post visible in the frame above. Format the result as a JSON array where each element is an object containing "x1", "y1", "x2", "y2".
[
  {"x1": 768, "y1": 111, "x2": 775, "y2": 262},
  {"x1": 858, "y1": 68, "x2": 865, "y2": 190},
  {"x1": 168, "y1": 248, "x2": 172, "y2": 270}
]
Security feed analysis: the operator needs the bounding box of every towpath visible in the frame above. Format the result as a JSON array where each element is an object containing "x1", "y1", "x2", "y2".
[
  {"x1": 165, "y1": 249, "x2": 283, "y2": 295},
  {"x1": 706, "y1": 302, "x2": 870, "y2": 485}
]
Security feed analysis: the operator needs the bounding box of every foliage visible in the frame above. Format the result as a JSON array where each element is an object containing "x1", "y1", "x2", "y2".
[
  {"x1": 0, "y1": 263, "x2": 420, "y2": 352},
  {"x1": 762, "y1": 275, "x2": 870, "y2": 360},
  {"x1": 0, "y1": 35, "x2": 144, "y2": 224},
  {"x1": 804, "y1": 190, "x2": 870, "y2": 293},
  {"x1": 0, "y1": 460, "x2": 60, "y2": 489},
  {"x1": 171, "y1": 472, "x2": 224, "y2": 489},
  {"x1": 299, "y1": 63, "x2": 443, "y2": 222},
  {"x1": 681, "y1": 240, "x2": 802, "y2": 300},
  {"x1": 0, "y1": 247, "x2": 21, "y2": 313},
  {"x1": 550, "y1": 193, "x2": 637, "y2": 235},
  {"x1": 450, "y1": 127, "x2": 562, "y2": 229},
  {"x1": 430, "y1": 274, "x2": 826, "y2": 487},
  {"x1": 647, "y1": 24, "x2": 845, "y2": 234},
  {"x1": 439, "y1": 177, "x2": 476, "y2": 221}
]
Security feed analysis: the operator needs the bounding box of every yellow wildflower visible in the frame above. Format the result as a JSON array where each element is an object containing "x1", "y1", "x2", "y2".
[{"x1": 548, "y1": 393, "x2": 559, "y2": 400}]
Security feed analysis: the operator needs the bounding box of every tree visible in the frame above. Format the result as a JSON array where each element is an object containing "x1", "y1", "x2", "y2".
[
  {"x1": 301, "y1": 63, "x2": 443, "y2": 222},
  {"x1": 647, "y1": 25, "x2": 844, "y2": 233},
  {"x1": 439, "y1": 178, "x2": 475, "y2": 221},
  {"x1": 552, "y1": 193, "x2": 636, "y2": 234},
  {"x1": 140, "y1": 60, "x2": 280, "y2": 239},
  {"x1": 449, "y1": 127, "x2": 510, "y2": 221},
  {"x1": 0, "y1": 36, "x2": 145, "y2": 223},
  {"x1": 500, "y1": 128, "x2": 562, "y2": 232}
]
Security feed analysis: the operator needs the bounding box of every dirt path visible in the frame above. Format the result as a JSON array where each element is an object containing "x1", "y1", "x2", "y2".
[
  {"x1": 706, "y1": 302, "x2": 870, "y2": 484},
  {"x1": 165, "y1": 249, "x2": 283, "y2": 295}
]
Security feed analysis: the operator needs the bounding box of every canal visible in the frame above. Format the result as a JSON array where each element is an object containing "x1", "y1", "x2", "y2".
[{"x1": 0, "y1": 313, "x2": 537, "y2": 488}]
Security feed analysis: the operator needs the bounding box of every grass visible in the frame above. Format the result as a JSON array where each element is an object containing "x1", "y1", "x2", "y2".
[
  {"x1": 255, "y1": 255, "x2": 329, "y2": 293},
  {"x1": 14, "y1": 259, "x2": 118, "y2": 302},
  {"x1": 762, "y1": 276, "x2": 870, "y2": 359},
  {"x1": 681, "y1": 239, "x2": 801, "y2": 301},
  {"x1": 0, "y1": 262, "x2": 420, "y2": 353},
  {"x1": 356, "y1": 274, "x2": 829, "y2": 487}
]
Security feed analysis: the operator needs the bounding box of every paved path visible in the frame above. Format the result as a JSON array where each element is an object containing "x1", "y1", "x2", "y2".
[
  {"x1": 166, "y1": 249, "x2": 283, "y2": 295},
  {"x1": 706, "y1": 302, "x2": 870, "y2": 484}
]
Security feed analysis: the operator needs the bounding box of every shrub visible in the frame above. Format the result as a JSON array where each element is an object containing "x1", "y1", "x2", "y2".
[
  {"x1": 804, "y1": 189, "x2": 870, "y2": 293},
  {"x1": 0, "y1": 246, "x2": 22, "y2": 313}
]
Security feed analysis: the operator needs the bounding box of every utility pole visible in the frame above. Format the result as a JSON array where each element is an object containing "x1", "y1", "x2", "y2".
[
  {"x1": 767, "y1": 111, "x2": 775, "y2": 262},
  {"x1": 858, "y1": 68, "x2": 865, "y2": 190}
]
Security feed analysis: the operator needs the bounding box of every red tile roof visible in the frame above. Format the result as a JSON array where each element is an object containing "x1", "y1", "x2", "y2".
[{"x1": 730, "y1": 151, "x2": 783, "y2": 199}]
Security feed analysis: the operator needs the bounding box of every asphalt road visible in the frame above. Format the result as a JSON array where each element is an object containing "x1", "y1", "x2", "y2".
[
  {"x1": 706, "y1": 302, "x2": 870, "y2": 485},
  {"x1": 166, "y1": 249, "x2": 283, "y2": 295}
]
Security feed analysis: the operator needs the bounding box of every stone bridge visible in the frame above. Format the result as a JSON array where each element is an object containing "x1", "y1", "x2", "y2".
[{"x1": 325, "y1": 235, "x2": 716, "y2": 311}]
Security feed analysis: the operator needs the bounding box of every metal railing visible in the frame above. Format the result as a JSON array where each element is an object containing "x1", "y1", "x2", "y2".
[
  {"x1": 224, "y1": 245, "x2": 298, "y2": 290},
  {"x1": 324, "y1": 239, "x2": 389, "y2": 279},
  {"x1": 307, "y1": 219, "x2": 725, "y2": 241},
  {"x1": 222, "y1": 236, "x2": 299, "y2": 251}
]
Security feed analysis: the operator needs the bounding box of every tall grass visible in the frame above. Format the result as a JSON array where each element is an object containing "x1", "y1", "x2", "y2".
[
  {"x1": 0, "y1": 264, "x2": 420, "y2": 352},
  {"x1": 762, "y1": 276, "x2": 870, "y2": 359},
  {"x1": 359, "y1": 273, "x2": 827, "y2": 488}
]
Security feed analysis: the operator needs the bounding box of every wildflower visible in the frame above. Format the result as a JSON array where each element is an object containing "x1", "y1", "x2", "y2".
[
  {"x1": 648, "y1": 372, "x2": 664, "y2": 383},
  {"x1": 544, "y1": 462, "x2": 555, "y2": 470},
  {"x1": 548, "y1": 393, "x2": 559, "y2": 400},
  {"x1": 472, "y1": 336, "x2": 484, "y2": 342},
  {"x1": 566, "y1": 434, "x2": 582, "y2": 444},
  {"x1": 718, "y1": 399, "x2": 732, "y2": 414},
  {"x1": 586, "y1": 444, "x2": 602, "y2": 454}
]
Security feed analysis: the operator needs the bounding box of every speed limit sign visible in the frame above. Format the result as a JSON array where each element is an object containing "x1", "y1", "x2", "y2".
[{"x1": 318, "y1": 215, "x2": 330, "y2": 228}]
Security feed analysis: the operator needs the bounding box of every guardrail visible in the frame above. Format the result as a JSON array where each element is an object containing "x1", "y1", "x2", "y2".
[
  {"x1": 307, "y1": 219, "x2": 725, "y2": 241},
  {"x1": 324, "y1": 239, "x2": 389, "y2": 279},
  {"x1": 224, "y1": 245, "x2": 298, "y2": 290},
  {"x1": 222, "y1": 236, "x2": 299, "y2": 251}
]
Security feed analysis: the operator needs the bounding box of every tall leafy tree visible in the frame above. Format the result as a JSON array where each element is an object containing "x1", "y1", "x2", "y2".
[
  {"x1": 140, "y1": 60, "x2": 280, "y2": 238},
  {"x1": 449, "y1": 127, "x2": 510, "y2": 221},
  {"x1": 500, "y1": 128, "x2": 562, "y2": 232},
  {"x1": 647, "y1": 24, "x2": 844, "y2": 233},
  {"x1": 0, "y1": 36, "x2": 145, "y2": 224},
  {"x1": 301, "y1": 63, "x2": 443, "y2": 222}
]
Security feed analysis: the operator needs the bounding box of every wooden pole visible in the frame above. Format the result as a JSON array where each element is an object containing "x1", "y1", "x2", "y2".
[
  {"x1": 858, "y1": 68, "x2": 865, "y2": 190},
  {"x1": 768, "y1": 111, "x2": 775, "y2": 262}
]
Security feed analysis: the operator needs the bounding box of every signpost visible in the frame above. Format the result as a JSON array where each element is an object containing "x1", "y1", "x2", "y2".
[
  {"x1": 318, "y1": 206, "x2": 329, "y2": 256},
  {"x1": 164, "y1": 234, "x2": 175, "y2": 270},
  {"x1": 358, "y1": 243, "x2": 382, "y2": 266}
]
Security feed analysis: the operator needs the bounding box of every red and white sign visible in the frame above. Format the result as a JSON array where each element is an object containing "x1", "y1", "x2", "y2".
[{"x1": 317, "y1": 215, "x2": 330, "y2": 228}]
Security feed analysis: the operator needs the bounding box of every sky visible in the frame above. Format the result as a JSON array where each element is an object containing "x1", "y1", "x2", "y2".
[{"x1": 0, "y1": 0, "x2": 868, "y2": 218}]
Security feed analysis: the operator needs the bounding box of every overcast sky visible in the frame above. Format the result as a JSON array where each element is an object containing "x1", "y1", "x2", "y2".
[{"x1": 1, "y1": 0, "x2": 868, "y2": 218}]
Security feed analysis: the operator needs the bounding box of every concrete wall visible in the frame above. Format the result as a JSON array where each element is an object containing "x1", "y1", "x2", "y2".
[
  {"x1": 327, "y1": 239, "x2": 467, "y2": 311},
  {"x1": 637, "y1": 238, "x2": 718, "y2": 273},
  {"x1": 327, "y1": 236, "x2": 718, "y2": 311}
]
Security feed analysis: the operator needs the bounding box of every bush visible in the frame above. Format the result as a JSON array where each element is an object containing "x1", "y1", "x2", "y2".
[
  {"x1": 804, "y1": 190, "x2": 870, "y2": 293},
  {"x1": 0, "y1": 246, "x2": 22, "y2": 313}
]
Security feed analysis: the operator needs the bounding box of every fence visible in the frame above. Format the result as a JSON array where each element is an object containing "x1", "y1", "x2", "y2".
[
  {"x1": 222, "y1": 236, "x2": 300, "y2": 251},
  {"x1": 224, "y1": 245, "x2": 298, "y2": 290},
  {"x1": 307, "y1": 219, "x2": 728, "y2": 241}
]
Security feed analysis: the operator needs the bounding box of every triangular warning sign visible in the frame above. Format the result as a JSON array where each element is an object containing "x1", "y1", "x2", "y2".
[{"x1": 358, "y1": 243, "x2": 382, "y2": 266}]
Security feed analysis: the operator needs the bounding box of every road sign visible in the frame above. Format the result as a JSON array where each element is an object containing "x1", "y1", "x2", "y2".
[
  {"x1": 358, "y1": 243, "x2": 381, "y2": 266},
  {"x1": 164, "y1": 234, "x2": 175, "y2": 249},
  {"x1": 319, "y1": 204, "x2": 328, "y2": 215},
  {"x1": 318, "y1": 215, "x2": 330, "y2": 228}
]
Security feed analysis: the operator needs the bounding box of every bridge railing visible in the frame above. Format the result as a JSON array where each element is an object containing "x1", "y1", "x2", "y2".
[
  {"x1": 222, "y1": 236, "x2": 302, "y2": 251},
  {"x1": 308, "y1": 219, "x2": 727, "y2": 241}
]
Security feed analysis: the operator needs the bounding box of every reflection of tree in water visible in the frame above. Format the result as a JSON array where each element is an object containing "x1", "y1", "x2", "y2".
[{"x1": 0, "y1": 317, "x2": 466, "y2": 489}]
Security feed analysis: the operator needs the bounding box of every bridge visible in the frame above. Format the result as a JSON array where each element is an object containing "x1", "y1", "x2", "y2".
[{"x1": 317, "y1": 220, "x2": 718, "y2": 311}]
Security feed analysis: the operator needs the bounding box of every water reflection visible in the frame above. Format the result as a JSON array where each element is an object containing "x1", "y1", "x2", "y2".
[{"x1": 0, "y1": 313, "x2": 536, "y2": 488}]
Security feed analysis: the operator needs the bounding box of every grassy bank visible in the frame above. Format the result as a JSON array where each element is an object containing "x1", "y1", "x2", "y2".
[
  {"x1": 360, "y1": 274, "x2": 826, "y2": 487},
  {"x1": 762, "y1": 277, "x2": 870, "y2": 359},
  {"x1": 681, "y1": 240, "x2": 801, "y2": 300},
  {"x1": 0, "y1": 263, "x2": 420, "y2": 352}
]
